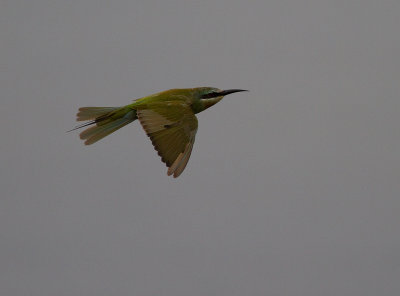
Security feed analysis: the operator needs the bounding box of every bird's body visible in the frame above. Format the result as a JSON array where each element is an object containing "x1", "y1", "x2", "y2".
[{"x1": 72, "y1": 87, "x2": 246, "y2": 177}]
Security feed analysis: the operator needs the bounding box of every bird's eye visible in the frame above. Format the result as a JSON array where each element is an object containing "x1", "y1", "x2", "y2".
[{"x1": 201, "y1": 92, "x2": 219, "y2": 99}]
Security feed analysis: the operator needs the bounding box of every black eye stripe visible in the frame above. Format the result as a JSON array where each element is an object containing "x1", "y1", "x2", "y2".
[{"x1": 201, "y1": 92, "x2": 220, "y2": 99}]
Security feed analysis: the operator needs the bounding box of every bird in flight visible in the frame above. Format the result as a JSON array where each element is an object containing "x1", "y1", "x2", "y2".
[{"x1": 71, "y1": 87, "x2": 247, "y2": 177}]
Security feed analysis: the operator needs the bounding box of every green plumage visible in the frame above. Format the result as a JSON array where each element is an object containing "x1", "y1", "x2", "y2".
[{"x1": 71, "y1": 87, "x2": 247, "y2": 177}]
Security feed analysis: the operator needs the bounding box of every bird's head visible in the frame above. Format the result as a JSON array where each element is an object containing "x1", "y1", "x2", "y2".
[{"x1": 193, "y1": 87, "x2": 248, "y2": 111}]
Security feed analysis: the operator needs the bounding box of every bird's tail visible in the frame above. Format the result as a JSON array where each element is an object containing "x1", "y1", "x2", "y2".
[{"x1": 69, "y1": 106, "x2": 137, "y2": 145}]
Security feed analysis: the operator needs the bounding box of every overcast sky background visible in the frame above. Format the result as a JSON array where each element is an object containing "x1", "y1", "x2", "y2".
[{"x1": 1, "y1": 1, "x2": 400, "y2": 295}]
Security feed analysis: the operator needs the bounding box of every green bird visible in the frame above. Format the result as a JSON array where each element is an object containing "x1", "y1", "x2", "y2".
[{"x1": 71, "y1": 87, "x2": 247, "y2": 177}]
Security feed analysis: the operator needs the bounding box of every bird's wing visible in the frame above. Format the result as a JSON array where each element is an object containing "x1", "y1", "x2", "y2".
[{"x1": 136, "y1": 102, "x2": 198, "y2": 178}]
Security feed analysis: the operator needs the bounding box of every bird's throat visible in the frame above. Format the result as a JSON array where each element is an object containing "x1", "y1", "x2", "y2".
[{"x1": 202, "y1": 96, "x2": 224, "y2": 111}]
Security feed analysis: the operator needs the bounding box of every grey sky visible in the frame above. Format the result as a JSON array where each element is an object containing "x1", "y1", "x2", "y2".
[{"x1": 1, "y1": 0, "x2": 399, "y2": 295}]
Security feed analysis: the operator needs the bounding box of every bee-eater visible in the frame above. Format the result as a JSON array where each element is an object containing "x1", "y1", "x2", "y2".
[{"x1": 71, "y1": 87, "x2": 247, "y2": 177}]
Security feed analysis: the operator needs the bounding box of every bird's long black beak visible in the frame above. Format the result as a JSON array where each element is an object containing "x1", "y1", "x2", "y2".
[{"x1": 218, "y1": 89, "x2": 248, "y2": 96}]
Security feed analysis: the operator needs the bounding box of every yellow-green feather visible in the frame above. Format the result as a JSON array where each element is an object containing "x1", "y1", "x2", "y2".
[
  {"x1": 136, "y1": 102, "x2": 198, "y2": 177},
  {"x1": 75, "y1": 107, "x2": 137, "y2": 145}
]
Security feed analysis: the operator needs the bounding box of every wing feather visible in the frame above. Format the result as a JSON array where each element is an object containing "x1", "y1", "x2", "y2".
[{"x1": 137, "y1": 103, "x2": 198, "y2": 177}]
